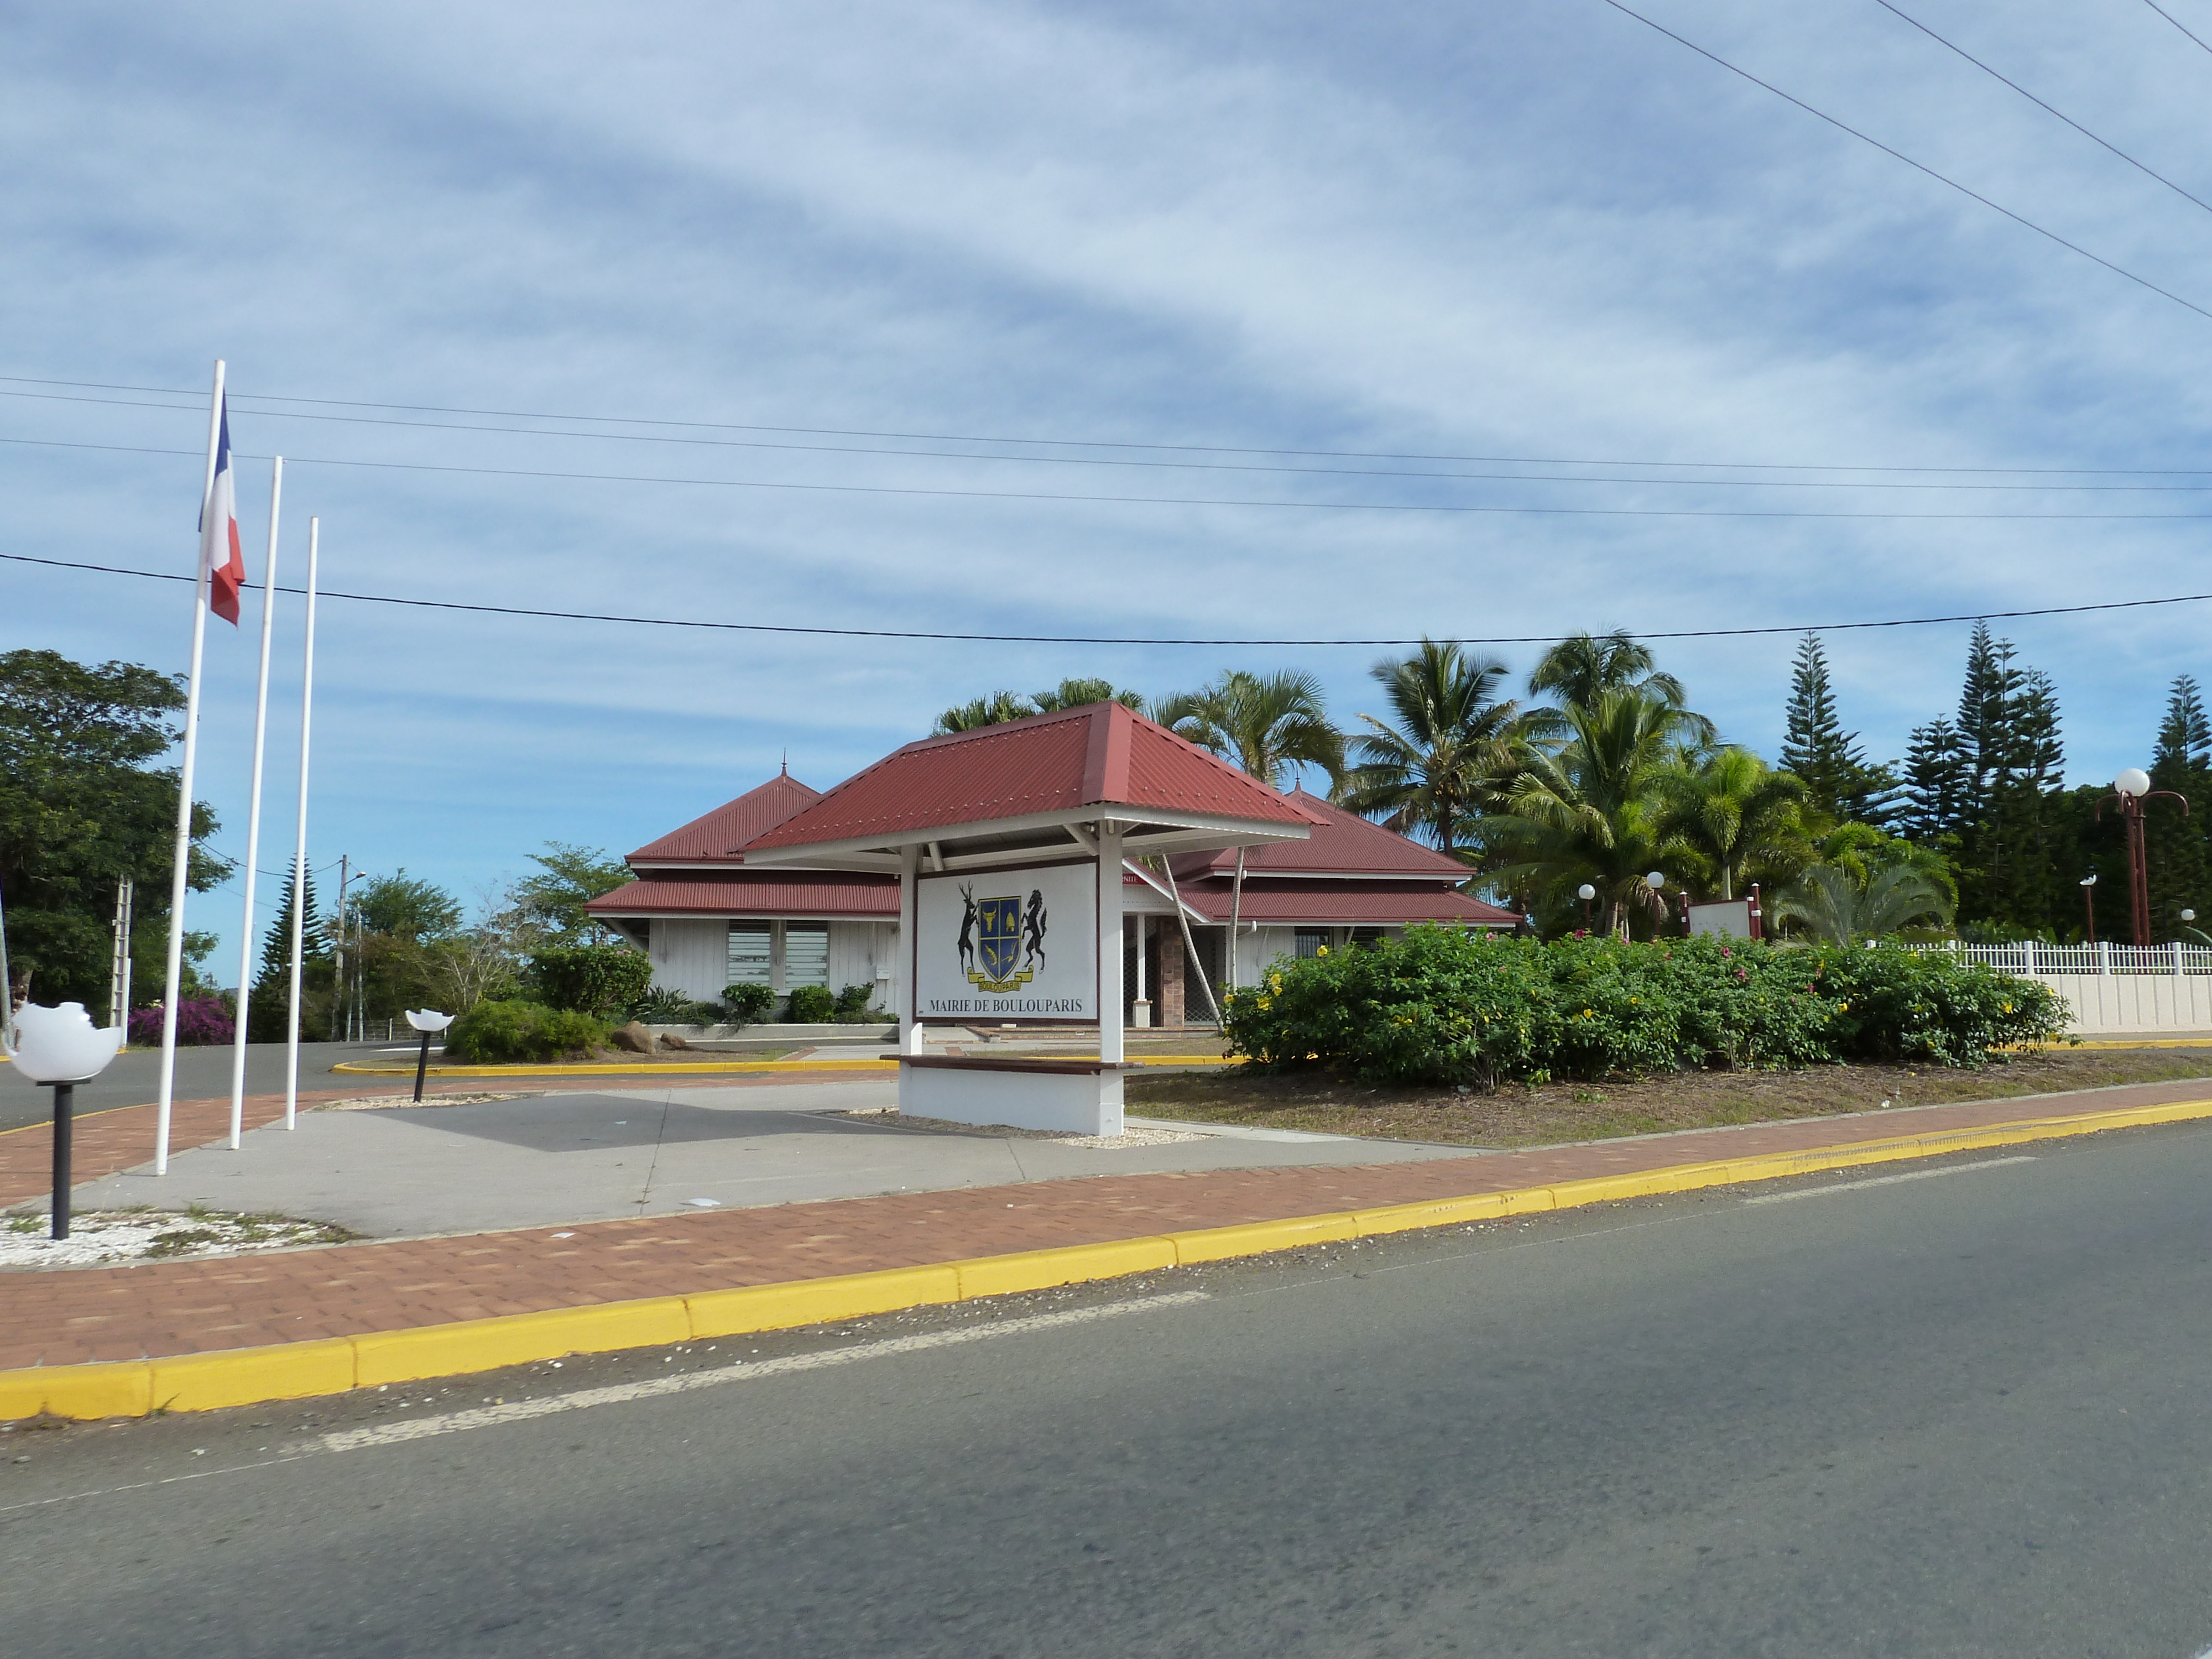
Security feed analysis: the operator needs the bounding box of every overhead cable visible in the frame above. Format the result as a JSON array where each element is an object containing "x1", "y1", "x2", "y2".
[
  {"x1": 1869, "y1": 0, "x2": 2212, "y2": 218},
  {"x1": 12, "y1": 433, "x2": 2212, "y2": 520},
  {"x1": 4, "y1": 371, "x2": 2206, "y2": 477},
  {"x1": 8, "y1": 549, "x2": 2210, "y2": 646},
  {"x1": 1595, "y1": 0, "x2": 2212, "y2": 323}
]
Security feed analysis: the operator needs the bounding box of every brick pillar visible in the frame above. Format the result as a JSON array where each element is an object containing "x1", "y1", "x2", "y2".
[{"x1": 1159, "y1": 926, "x2": 1186, "y2": 1029}]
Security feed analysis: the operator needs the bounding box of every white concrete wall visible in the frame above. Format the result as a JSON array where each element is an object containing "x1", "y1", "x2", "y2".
[{"x1": 2041, "y1": 973, "x2": 2212, "y2": 1034}]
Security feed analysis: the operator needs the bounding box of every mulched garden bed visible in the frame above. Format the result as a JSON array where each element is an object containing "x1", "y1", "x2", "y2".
[{"x1": 1123, "y1": 1045, "x2": 2212, "y2": 1148}]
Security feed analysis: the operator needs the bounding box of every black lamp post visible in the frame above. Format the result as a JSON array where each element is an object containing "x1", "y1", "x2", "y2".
[{"x1": 404, "y1": 1009, "x2": 454, "y2": 1103}]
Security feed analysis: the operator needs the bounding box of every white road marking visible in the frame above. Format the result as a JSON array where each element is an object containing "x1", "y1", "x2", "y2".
[
  {"x1": 0, "y1": 1292, "x2": 1212, "y2": 1517},
  {"x1": 1743, "y1": 1155, "x2": 2037, "y2": 1204},
  {"x1": 306, "y1": 1291, "x2": 1212, "y2": 1454}
]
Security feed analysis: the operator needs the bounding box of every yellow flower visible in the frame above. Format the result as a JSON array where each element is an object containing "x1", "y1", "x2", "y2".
[
  {"x1": 1838, "y1": 1001, "x2": 1849, "y2": 1012},
  {"x1": 1314, "y1": 945, "x2": 1328, "y2": 956},
  {"x1": 1582, "y1": 1007, "x2": 1593, "y2": 1019}
]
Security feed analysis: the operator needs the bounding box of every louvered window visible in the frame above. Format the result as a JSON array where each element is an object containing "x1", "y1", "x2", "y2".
[
  {"x1": 1295, "y1": 928, "x2": 1331, "y2": 959},
  {"x1": 784, "y1": 921, "x2": 831, "y2": 988},
  {"x1": 726, "y1": 921, "x2": 772, "y2": 985}
]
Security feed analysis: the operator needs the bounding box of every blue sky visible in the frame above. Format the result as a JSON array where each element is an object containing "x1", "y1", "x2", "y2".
[{"x1": 9, "y1": 0, "x2": 2212, "y2": 984}]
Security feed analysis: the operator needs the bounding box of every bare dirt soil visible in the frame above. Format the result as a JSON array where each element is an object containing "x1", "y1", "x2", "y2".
[{"x1": 1123, "y1": 1045, "x2": 2212, "y2": 1147}]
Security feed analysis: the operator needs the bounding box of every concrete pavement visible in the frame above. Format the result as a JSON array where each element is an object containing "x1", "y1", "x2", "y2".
[
  {"x1": 6, "y1": 1117, "x2": 2211, "y2": 1657},
  {"x1": 61, "y1": 1079, "x2": 1465, "y2": 1237}
]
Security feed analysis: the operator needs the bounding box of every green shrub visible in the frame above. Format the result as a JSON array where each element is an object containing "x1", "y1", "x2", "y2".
[
  {"x1": 529, "y1": 945, "x2": 651, "y2": 1014},
  {"x1": 831, "y1": 983, "x2": 883, "y2": 1021},
  {"x1": 1219, "y1": 928, "x2": 2068, "y2": 1088},
  {"x1": 627, "y1": 985, "x2": 717, "y2": 1024},
  {"x1": 723, "y1": 983, "x2": 775, "y2": 1022},
  {"x1": 445, "y1": 999, "x2": 611, "y2": 1063},
  {"x1": 786, "y1": 984, "x2": 837, "y2": 1023}
]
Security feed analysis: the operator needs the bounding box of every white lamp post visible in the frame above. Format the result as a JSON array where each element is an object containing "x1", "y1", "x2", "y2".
[
  {"x1": 404, "y1": 1009, "x2": 453, "y2": 1103},
  {"x1": 1577, "y1": 883, "x2": 1597, "y2": 931}
]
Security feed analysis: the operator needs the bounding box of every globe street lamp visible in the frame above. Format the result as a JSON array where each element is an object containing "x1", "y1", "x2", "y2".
[
  {"x1": 4, "y1": 1003, "x2": 125, "y2": 1240},
  {"x1": 2079, "y1": 874, "x2": 2098, "y2": 945},
  {"x1": 1645, "y1": 871, "x2": 1666, "y2": 937},
  {"x1": 405, "y1": 1008, "x2": 454, "y2": 1103},
  {"x1": 1577, "y1": 883, "x2": 1597, "y2": 932},
  {"x1": 2097, "y1": 770, "x2": 2188, "y2": 947}
]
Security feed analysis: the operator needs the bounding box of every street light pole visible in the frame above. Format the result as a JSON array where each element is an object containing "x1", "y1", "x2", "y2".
[
  {"x1": 1577, "y1": 883, "x2": 1596, "y2": 933},
  {"x1": 2097, "y1": 769, "x2": 2189, "y2": 947},
  {"x1": 2080, "y1": 874, "x2": 2098, "y2": 945}
]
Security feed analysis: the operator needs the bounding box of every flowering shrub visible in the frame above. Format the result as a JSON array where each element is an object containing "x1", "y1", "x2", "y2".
[
  {"x1": 1219, "y1": 929, "x2": 2067, "y2": 1087},
  {"x1": 125, "y1": 998, "x2": 234, "y2": 1047}
]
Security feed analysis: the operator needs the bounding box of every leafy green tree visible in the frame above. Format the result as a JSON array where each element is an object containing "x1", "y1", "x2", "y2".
[
  {"x1": 0, "y1": 649, "x2": 229, "y2": 1008},
  {"x1": 1898, "y1": 717, "x2": 1973, "y2": 843},
  {"x1": 507, "y1": 843, "x2": 629, "y2": 945},
  {"x1": 1780, "y1": 633, "x2": 1899, "y2": 825},
  {"x1": 1653, "y1": 747, "x2": 1808, "y2": 901},
  {"x1": 246, "y1": 868, "x2": 335, "y2": 1041},
  {"x1": 354, "y1": 870, "x2": 461, "y2": 943},
  {"x1": 1154, "y1": 669, "x2": 1345, "y2": 790},
  {"x1": 1340, "y1": 640, "x2": 1525, "y2": 855}
]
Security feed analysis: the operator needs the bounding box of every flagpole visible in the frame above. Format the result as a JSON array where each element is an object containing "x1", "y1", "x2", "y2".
[
  {"x1": 284, "y1": 517, "x2": 319, "y2": 1130},
  {"x1": 155, "y1": 358, "x2": 225, "y2": 1176},
  {"x1": 226, "y1": 456, "x2": 281, "y2": 1150}
]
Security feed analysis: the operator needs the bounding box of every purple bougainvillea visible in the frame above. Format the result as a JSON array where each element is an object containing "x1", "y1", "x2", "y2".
[{"x1": 126, "y1": 998, "x2": 235, "y2": 1047}]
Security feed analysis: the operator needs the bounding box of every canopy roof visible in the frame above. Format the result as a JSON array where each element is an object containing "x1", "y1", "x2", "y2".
[
  {"x1": 744, "y1": 702, "x2": 1323, "y2": 872},
  {"x1": 1170, "y1": 790, "x2": 1476, "y2": 882}
]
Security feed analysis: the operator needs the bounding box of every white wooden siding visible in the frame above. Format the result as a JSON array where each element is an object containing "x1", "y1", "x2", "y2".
[{"x1": 649, "y1": 919, "x2": 731, "y2": 1000}]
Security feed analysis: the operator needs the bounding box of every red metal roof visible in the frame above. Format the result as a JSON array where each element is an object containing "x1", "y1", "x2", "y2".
[
  {"x1": 1171, "y1": 790, "x2": 1473, "y2": 880},
  {"x1": 747, "y1": 702, "x2": 1324, "y2": 852},
  {"x1": 585, "y1": 871, "x2": 898, "y2": 918},
  {"x1": 1175, "y1": 884, "x2": 1519, "y2": 927},
  {"x1": 627, "y1": 772, "x2": 823, "y2": 864}
]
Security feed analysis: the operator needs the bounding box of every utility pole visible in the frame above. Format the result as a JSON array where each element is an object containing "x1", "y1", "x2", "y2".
[{"x1": 108, "y1": 877, "x2": 134, "y2": 1030}]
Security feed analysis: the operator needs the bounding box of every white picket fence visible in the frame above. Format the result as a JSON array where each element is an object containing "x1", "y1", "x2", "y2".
[
  {"x1": 1908, "y1": 941, "x2": 2212, "y2": 1034},
  {"x1": 1921, "y1": 941, "x2": 2212, "y2": 978}
]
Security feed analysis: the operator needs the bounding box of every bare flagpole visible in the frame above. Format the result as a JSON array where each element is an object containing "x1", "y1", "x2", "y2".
[
  {"x1": 225, "y1": 457, "x2": 282, "y2": 1150},
  {"x1": 284, "y1": 517, "x2": 320, "y2": 1130},
  {"x1": 154, "y1": 359, "x2": 225, "y2": 1176}
]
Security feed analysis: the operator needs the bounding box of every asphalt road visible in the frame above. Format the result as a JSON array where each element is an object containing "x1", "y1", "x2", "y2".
[
  {"x1": 0, "y1": 1040, "x2": 414, "y2": 1133},
  {"x1": 6, "y1": 1123, "x2": 2212, "y2": 1657}
]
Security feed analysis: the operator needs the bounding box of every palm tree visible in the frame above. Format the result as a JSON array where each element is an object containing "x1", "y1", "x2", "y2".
[
  {"x1": 1155, "y1": 669, "x2": 1345, "y2": 791},
  {"x1": 1031, "y1": 677, "x2": 1145, "y2": 714},
  {"x1": 1770, "y1": 862, "x2": 1954, "y2": 944},
  {"x1": 1653, "y1": 748, "x2": 1809, "y2": 901},
  {"x1": 1339, "y1": 640, "x2": 1526, "y2": 855},
  {"x1": 1527, "y1": 631, "x2": 1716, "y2": 746},
  {"x1": 931, "y1": 690, "x2": 1036, "y2": 735},
  {"x1": 1491, "y1": 687, "x2": 1701, "y2": 933}
]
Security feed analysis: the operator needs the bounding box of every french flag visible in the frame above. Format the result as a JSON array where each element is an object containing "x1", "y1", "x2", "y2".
[{"x1": 198, "y1": 395, "x2": 246, "y2": 624}]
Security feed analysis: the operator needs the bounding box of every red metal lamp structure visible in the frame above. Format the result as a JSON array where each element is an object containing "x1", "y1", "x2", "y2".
[{"x1": 2095, "y1": 768, "x2": 2188, "y2": 947}]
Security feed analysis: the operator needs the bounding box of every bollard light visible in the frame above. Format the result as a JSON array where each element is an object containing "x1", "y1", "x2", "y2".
[
  {"x1": 404, "y1": 1009, "x2": 454, "y2": 1104},
  {"x1": 3, "y1": 1001, "x2": 124, "y2": 1241}
]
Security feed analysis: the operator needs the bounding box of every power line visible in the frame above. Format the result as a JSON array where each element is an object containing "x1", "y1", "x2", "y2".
[
  {"x1": 2140, "y1": 0, "x2": 2212, "y2": 57},
  {"x1": 1596, "y1": 0, "x2": 2212, "y2": 324},
  {"x1": 6, "y1": 369, "x2": 2208, "y2": 478},
  {"x1": 9, "y1": 547, "x2": 2210, "y2": 646},
  {"x1": 1869, "y1": 0, "x2": 2212, "y2": 218},
  {"x1": 12, "y1": 385, "x2": 2212, "y2": 492},
  {"x1": 15, "y1": 432, "x2": 2212, "y2": 520}
]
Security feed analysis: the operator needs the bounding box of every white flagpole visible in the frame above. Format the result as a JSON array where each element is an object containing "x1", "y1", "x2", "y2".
[
  {"x1": 225, "y1": 457, "x2": 282, "y2": 1150},
  {"x1": 155, "y1": 359, "x2": 225, "y2": 1176},
  {"x1": 284, "y1": 517, "x2": 319, "y2": 1130}
]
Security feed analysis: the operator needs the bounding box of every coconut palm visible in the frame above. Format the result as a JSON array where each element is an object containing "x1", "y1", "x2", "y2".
[
  {"x1": 1340, "y1": 641, "x2": 1526, "y2": 855},
  {"x1": 1155, "y1": 669, "x2": 1345, "y2": 790},
  {"x1": 1031, "y1": 677, "x2": 1145, "y2": 713},
  {"x1": 1653, "y1": 748, "x2": 1809, "y2": 901},
  {"x1": 1527, "y1": 630, "x2": 1715, "y2": 745},
  {"x1": 1490, "y1": 686, "x2": 1702, "y2": 933},
  {"x1": 1770, "y1": 862, "x2": 1954, "y2": 944},
  {"x1": 931, "y1": 690, "x2": 1036, "y2": 735}
]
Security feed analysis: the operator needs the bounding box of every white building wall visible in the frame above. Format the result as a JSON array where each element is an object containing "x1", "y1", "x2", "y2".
[
  {"x1": 1235, "y1": 926, "x2": 1299, "y2": 988},
  {"x1": 828, "y1": 921, "x2": 898, "y2": 1010},
  {"x1": 649, "y1": 919, "x2": 730, "y2": 1000}
]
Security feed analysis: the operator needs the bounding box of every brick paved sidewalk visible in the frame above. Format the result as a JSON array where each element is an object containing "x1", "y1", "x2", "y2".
[{"x1": 5, "y1": 1078, "x2": 2206, "y2": 1371}]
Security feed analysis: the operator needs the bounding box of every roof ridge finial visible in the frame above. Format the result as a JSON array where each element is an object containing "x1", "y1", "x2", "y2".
[{"x1": 781, "y1": 749, "x2": 788, "y2": 776}]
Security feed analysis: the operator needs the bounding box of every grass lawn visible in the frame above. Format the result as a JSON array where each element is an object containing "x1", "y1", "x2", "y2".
[{"x1": 1123, "y1": 1045, "x2": 2212, "y2": 1149}]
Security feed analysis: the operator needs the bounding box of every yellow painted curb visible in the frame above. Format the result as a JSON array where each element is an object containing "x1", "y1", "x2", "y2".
[
  {"x1": 330, "y1": 1054, "x2": 1229, "y2": 1078},
  {"x1": 8, "y1": 1095, "x2": 2211, "y2": 1423}
]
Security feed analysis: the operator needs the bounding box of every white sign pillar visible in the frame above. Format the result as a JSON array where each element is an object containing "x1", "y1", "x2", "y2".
[
  {"x1": 898, "y1": 843, "x2": 923, "y2": 1055},
  {"x1": 1097, "y1": 824, "x2": 1124, "y2": 1068}
]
